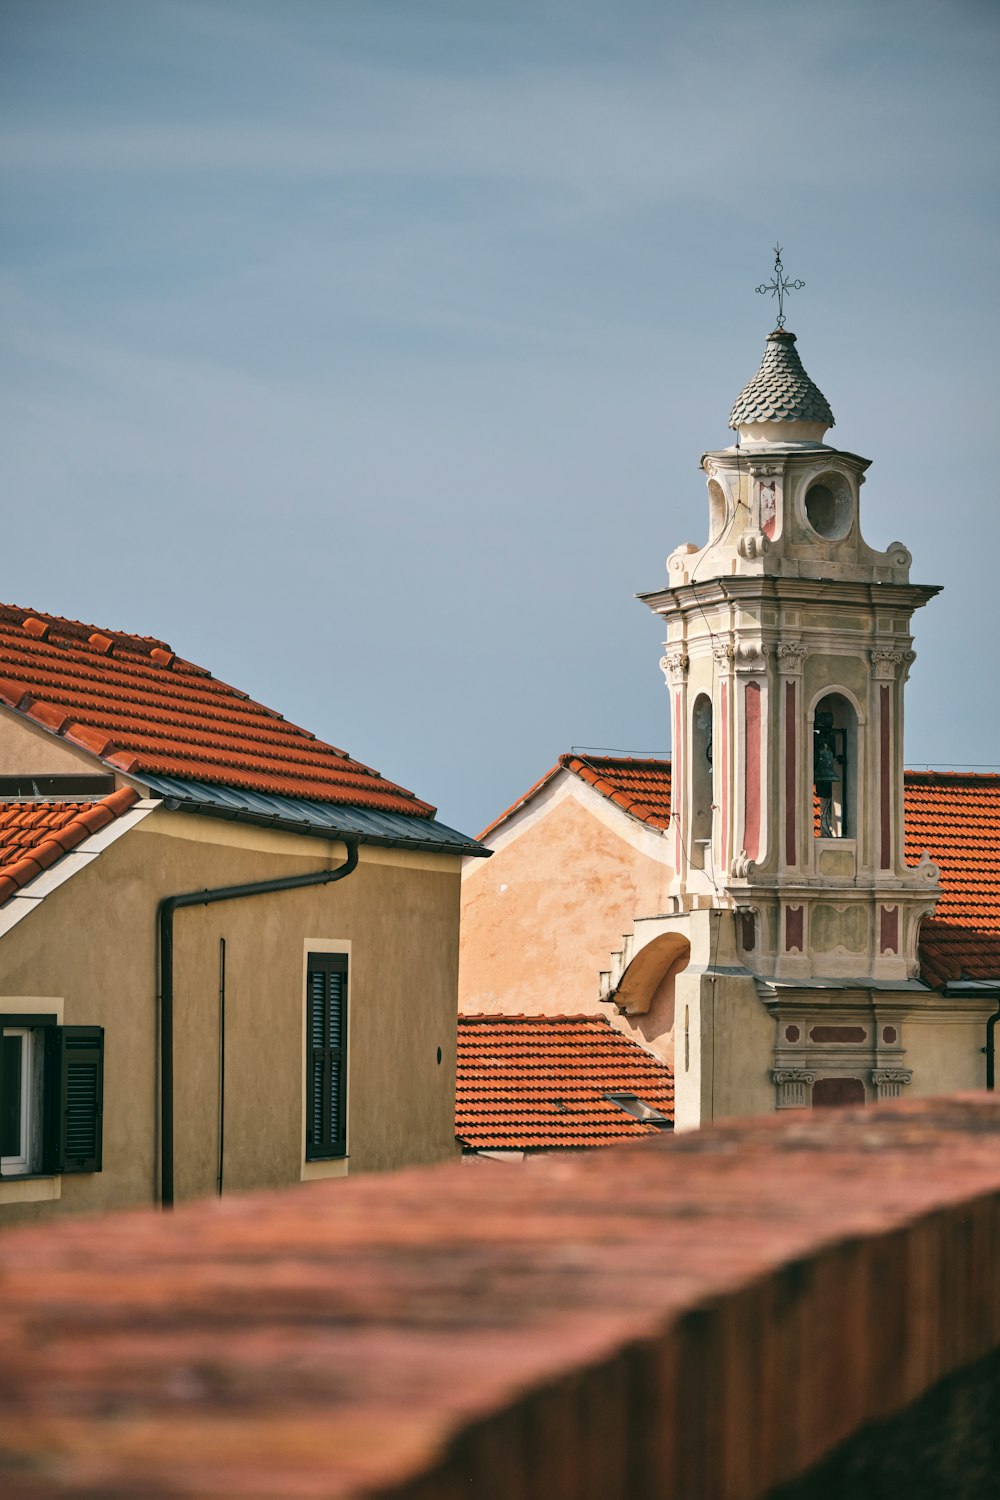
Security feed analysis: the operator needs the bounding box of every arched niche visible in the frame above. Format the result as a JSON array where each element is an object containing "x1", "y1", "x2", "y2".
[
  {"x1": 612, "y1": 931, "x2": 691, "y2": 1019},
  {"x1": 690, "y1": 693, "x2": 713, "y2": 869},
  {"x1": 812, "y1": 691, "x2": 859, "y2": 840},
  {"x1": 707, "y1": 479, "x2": 728, "y2": 541}
]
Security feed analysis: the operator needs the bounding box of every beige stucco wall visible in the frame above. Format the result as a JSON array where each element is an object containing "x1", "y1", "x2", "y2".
[
  {"x1": 0, "y1": 711, "x2": 107, "y2": 776},
  {"x1": 673, "y1": 966, "x2": 775, "y2": 1130},
  {"x1": 903, "y1": 1014, "x2": 991, "y2": 1095},
  {"x1": 0, "y1": 808, "x2": 462, "y2": 1225},
  {"x1": 459, "y1": 777, "x2": 673, "y2": 1017}
]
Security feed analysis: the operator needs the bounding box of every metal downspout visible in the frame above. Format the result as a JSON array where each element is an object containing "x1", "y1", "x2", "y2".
[
  {"x1": 157, "y1": 839, "x2": 359, "y2": 1209},
  {"x1": 986, "y1": 999, "x2": 1000, "y2": 1091}
]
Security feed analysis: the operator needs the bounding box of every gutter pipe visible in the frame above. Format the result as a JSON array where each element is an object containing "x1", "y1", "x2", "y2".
[
  {"x1": 157, "y1": 838, "x2": 359, "y2": 1209},
  {"x1": 986, "y1": 999, "x2": 1000, "y2": 1091}
]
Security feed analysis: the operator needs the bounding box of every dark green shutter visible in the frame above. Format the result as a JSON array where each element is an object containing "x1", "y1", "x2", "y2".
[
  {"x1": 50, "y1": 1027, "x2": 104, "y2": 1173},
  {"x1": 306, "y1": 955, "x2": 347, "y2": 1159}
]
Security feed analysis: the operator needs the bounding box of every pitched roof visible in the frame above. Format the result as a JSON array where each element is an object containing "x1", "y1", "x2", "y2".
[
  {"x1": 0, "y1": 604, "x2": 433, "y2": 818},
  {"x1": 562, "y1": 754, "x2": 672, "y2": 828},
  {"x1": 729, "y1": 328, "x2": 835, "y2": 430},
  {"x1": 905, "y1": 771, "x2": 1000, "y2": 988},
  {"x1": 456, "y1": 1014, "x2": 674, "y2": 1151},
  {"x1": 0, "y1": 787, "x2": 139, "y2": 906},
  {"x1": 477, "y1": 753, "x2": 672, "y2": 841}
]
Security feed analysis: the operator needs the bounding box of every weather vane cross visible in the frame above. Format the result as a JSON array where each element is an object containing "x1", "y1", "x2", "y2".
[{"x1": 756, "y1": 245, "x2": 804, "y2": 328}]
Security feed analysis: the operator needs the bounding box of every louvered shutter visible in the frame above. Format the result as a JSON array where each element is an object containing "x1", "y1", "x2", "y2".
[
  {"x1": 51, "y1": 1026, "x2": 104, "y2": 1173},
  {"x1": 306, "y1": 955, "x2": 347, "y2": 1159}
]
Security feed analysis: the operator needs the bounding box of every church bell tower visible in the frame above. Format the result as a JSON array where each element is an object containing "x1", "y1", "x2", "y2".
[{"x1": 639, "y1": 254, "x2": 943, "y2": 1121}]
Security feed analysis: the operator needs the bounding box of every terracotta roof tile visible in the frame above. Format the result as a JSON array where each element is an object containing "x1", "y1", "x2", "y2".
[
  {"x1": 477, "y1": 755, "x2": 672, "y2": 842},
  {"x1": 0, "y1": 603, "x2": 435, "y2": 817},
  {"x1": 0, "y1": 787, "x2": 139, "y2": 906},
  {"x1": 562, "y1": 754, "x2": 672, "y2": 828},
  {"x1": 904, "y1": 771, "x2": 1000, "y2": 987},
  {"x1": 456, "y1": 1014, "x2": 674, "y2": 1150}
]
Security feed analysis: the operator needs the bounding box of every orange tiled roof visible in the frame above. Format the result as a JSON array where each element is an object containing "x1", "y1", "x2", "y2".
[
  {"x1": 905, "y1": 771, "x2": 1000, "y2": 988},
  {"x1": 456, "y1": 1014, "x2": 674, "y2": 1151},
  {"x1": 0, "y1": 604, "x2": 434, "y2": 817},
  {"x1": 478, "y1": 753, "x2": 672, "y2": 840},
  {"x1": 0, "y1": 787, "x2": 139, "y2": 906}
]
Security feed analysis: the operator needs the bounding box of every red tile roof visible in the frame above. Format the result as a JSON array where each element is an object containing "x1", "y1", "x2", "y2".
[
  {"x1": 456, "y1": 1014, "x2": 674, "y2": 1151},
  {"x1": 478, "y1": 754, "x2": 672, "y2": 840},
  {"x1": 905, "y1": 771, "x2": 1000, "y2": 988},
  {"x1": 0, "y1": 787, "x2": 139, "y2": 906},
  {"x1": 0, "y1": 604, "x2": 434, "y2": 817}
]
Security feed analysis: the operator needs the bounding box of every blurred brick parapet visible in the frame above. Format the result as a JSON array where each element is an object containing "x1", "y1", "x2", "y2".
[{"x1": 4, "y1": 1095, "x2": 1000, "y2": 1497}]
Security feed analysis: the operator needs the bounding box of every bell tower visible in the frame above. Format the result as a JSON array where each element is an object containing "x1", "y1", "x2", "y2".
[{"x1": 640, "y1": 255, "x2": 941, "y2": 1017}]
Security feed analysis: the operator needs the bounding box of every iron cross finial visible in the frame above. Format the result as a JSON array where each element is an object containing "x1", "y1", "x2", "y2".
[{"x1": 755, "y1": 245, "x2": 804, "y2": 328}]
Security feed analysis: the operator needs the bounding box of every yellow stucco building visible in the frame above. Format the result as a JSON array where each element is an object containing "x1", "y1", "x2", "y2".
[{"x1": 0, "y1": 604, "x2": 485, "y2": 1224}]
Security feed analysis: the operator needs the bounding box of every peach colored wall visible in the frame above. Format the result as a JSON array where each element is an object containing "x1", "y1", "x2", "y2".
[{"x1": 459, "y1": 780, "x2": 673, "y2": 1020}]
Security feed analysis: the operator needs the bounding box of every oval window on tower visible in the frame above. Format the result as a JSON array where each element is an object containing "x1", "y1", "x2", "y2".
[{"x1": 804, "y1": 472, "x2": 853, "y2": 540}]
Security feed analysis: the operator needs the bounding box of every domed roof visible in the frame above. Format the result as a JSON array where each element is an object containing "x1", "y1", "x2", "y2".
[{"x1": 729, "y1": 328, "x2": 834, "y2": 431}]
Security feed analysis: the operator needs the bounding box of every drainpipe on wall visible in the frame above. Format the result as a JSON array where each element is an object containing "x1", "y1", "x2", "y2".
[
  {"x1": 157, "y1": 839, "x2": 359, "y2": 1209},
  {"x1": 985, "y1": 998, "x2": 1000, "y2": 1091}
]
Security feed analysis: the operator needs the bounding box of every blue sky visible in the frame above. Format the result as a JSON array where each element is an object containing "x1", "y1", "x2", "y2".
[{"x1": 2, "y1": 0, "x2": 998, "y2": 835}]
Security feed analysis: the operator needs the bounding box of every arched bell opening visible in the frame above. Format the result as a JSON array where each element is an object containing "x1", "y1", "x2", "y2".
[
  {"x1": 690, "y1": 693, "x2": 713, "y2": 870},
  {"x1": 812, "y1": 692, "x2": 858, "y2": 840}
]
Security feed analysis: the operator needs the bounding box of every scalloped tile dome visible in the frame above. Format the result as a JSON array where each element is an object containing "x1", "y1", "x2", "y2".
[{"x1": 729, "y1": 329, "x2": 834, "y2": 430}]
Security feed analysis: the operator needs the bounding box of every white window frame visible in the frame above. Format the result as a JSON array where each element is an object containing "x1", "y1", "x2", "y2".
[{"x1": 1, "y1": 1025, "x2": 42, "y2": 1176}]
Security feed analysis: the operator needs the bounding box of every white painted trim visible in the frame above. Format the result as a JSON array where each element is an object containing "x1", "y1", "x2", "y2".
[
  {"x1": 0, "y1": 997, "x2": 64, "y2": 1204},
  {"x1": 0, "y1": 800, "x2": 160, "y2": 941}
]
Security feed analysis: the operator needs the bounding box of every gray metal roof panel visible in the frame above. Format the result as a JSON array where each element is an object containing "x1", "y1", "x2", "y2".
[
  {"x1": 729, "y1": 329, "x2": 834, "y2": 429},
  {"x1": 137, "y1": 774, "x2": 488, "y2": 856}
]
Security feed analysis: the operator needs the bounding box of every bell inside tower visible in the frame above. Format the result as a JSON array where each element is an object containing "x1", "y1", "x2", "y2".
[{"x1": 813, "y1": 695, "x2": 856, "y2": 839}]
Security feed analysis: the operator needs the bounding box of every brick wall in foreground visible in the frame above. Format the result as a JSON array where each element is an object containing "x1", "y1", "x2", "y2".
[{"x1": 3, "y1": 1095, "x2": 1000, "y2": 1498}]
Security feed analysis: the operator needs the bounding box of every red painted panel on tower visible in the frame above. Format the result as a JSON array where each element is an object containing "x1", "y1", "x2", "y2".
[
  {"x1": 880, "y1": 684, "x2": 892, "y2": 869},
  {"x1": 880, "y1": 905, "x2": 899, "y2": 954},
  {"x1": 744, "y1": 681, "x2": 761, "y2": 862},
  {"x1": 785, "y1": 904, "x2": 804, "y2": 952},
  {"x1": 785, "y1": 680, "x2": 797, "y2": 866},
  {"x1": 673, "y1": 690, "x2": 682, "y2": 870},
  {"x1": 721, "y1": 680, "x2": 729, "y2": 873}
]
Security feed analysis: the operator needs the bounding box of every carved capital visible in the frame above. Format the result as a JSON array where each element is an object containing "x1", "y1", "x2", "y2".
[
  {"x1": 773, "y1": 1069, "x2": 814, "y2": 1109},
  {"x1": 872, "y1": 1068, "x2": 912, "y2": 1100},
  {"x1": 871, "y1": 648, "x2": 904, "y2": 680},
  {"x1": 660, "y1": 649, "x2": 689, "y2": 686},
  {"x1": 748, "y1": 461, "x2": 782, "y2": 479},
  {"x1": 734, "y1": 640, "x2": 768, "y2": 673},
  {"x1": 712, "y1": 641, "x2": 736, "y2": 673},
  {"x1": 730, "y1": 850, "x2": 756, "y2": 879},
  {"x1": 776, "y1": 641, "x2": 808, "y2": 675}
]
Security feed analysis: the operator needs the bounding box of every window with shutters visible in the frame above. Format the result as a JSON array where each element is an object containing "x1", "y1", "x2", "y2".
[
  {"x1": 306, "y1": 954, "x2": 348, "y2": 1160},
  {"x1": 0, "y1": 1018, "x2": 104, "y2": 1177}
]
